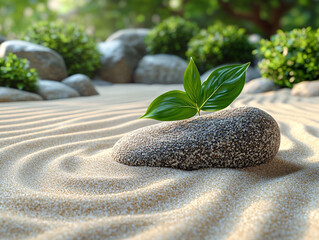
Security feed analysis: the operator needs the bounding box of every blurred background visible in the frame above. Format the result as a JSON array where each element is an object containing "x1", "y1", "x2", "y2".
[{"x1": 1, "y1": 0, "x2": 319, "y2": 40}]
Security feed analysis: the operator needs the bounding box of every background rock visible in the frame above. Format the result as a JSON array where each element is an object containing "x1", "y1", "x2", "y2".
[
  {"x1": 246, "y1": 66, "x2": 261, "y2": 82},
  {"x1": 106, "y1": 28, "x2": 149, "y2": 56},
  {"x1": 242, "y1": 78, "x2": 281, "y2": 94},
  {"x1": 0, "y1": 40, "x2": 67, "y2": 81},
  {"x1": 37, "y1": 80, "x2": 79, "y2": 100},
  {"x1": 113, "y1": 107, "x2": 280, "y2": 170},
  {"x1": 62, "y1": 74, "x2": 99, "y2": 96},
  {"x1": 91, "y1": 79, "x2": 113, "y2": 86},
  {"x1": 291, "y1": 80, "x2": 319, "y2": 97},
  {"x1": 133, "y1": 54, "x2": 187, "y2": 84},
  {"x1": 0, "y1": 35, "x2": 6, "y2": 44},
  {"x1": 0, "y1": 87, "x2": 42, "y2": 102},
  {"x1": 97, "y1": 40, "x2": 140, "y2": 83},
  {"x1": 248, "y1": 34, "x2": 262, "y2": 44},
  {"x1": 276, "y1": 88, "x2": 292, "y2": 95}
]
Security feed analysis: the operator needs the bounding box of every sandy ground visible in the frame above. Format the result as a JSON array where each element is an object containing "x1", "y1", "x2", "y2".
[{"x1": 0, "y1": 84, "x2": 319, "y2": 240}]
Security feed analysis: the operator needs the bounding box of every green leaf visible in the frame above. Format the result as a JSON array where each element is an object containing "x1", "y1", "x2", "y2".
[
  {"x1": 199, "y1": 63, "x2": 250, "y2": 111},
  {"x1": 140, "y1": 90, "x2": 197, "y2": 121},
  {"x1": 140, "y1": 59, "x2": 250, "y2": 122},
  {"x1": 183, "y1": 57, "x2": 201, "y2": 104}
]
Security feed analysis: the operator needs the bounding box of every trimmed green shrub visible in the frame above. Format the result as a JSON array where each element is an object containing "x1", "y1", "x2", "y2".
[
  {"x1": 0, "y1": 52, "x2": 38, "y2": 92},
  {"x1": 23, "y1": 21, "x2": 101, "y2": 77},
  {"x1": 145, "y1": 17, "x2": 199, "y2": 59},
  {"x1": 186, "y1": 24, "x2": 255, "y2": 73},
  {"x1": 255, "y1": 27, "x2": 319, "y2": 88}
]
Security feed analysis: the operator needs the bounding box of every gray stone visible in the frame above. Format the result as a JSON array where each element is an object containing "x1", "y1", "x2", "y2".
[
  {"x1": 112, "y1": 107, "x2": 280, "y2": 170},
  {"x1": 133, "y1": 54, "x2": 188, "y2": 84},
  {"x1": 91, "y1": 79, "x2": 113, "y2": 86},
  {"x1": 201, "y1": 65, "x2": 261, "y2": 83},
  {"x1": 243, "y1": 78, "x2": 281, "y2": 94},
  {"x1": 248, "y1": 34, "x2": 262, "y2": 44},
  {"x1": 37, "y1": 80, "x2": 79, "y2": 100},
  {"x1": 0, "y1": 35, "x2": 6, "y2": 44},
  {"x1": 276, "y1": 88, "x2": 292, "y2": 95},
  {"x1": 106, "y1": 28, "x2": 150, "y2": 56},
  {"x1": 97, "y1": 40, "x2": 140, "y2": 83},
  {"x1": 0, "y1": 87, "x2": 42, "y2": 102},
  {"x1": 246, "y1": 66, "x2": 261, "y2": 82},
  {"x1": 0, "y1": 40, "x2": 67, "y2": 81},
  {"x1": 291, "y1": 80, "x2": 319, "y2": 97},
  {"x1": 91, "y1": 76, "x2": 113, "y2": 86},
  {"x1": 62, "y1": 74, "x2": 99, "y2": 96}
]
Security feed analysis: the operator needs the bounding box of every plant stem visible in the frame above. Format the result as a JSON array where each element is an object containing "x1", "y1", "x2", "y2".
[{"x1": 196, "y1": 104, "x2": 201, "y2": 116}]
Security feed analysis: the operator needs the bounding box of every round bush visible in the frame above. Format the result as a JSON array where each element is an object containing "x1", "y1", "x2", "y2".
[
  {"x1": 145, "y1": 17, "x2": 199, "y2": 59},
  {"x1": 0, "y1": 52, "x2": 38, "y2": 92},
  {"x1": 186, "y1": 24, "x2": 255, "y2": 73},
  {"x1": 23, "y1": 21, "x2": 101, "y2": 77},
  {"x1": 255, "y1": 27, "x2": 319, "y2": 88}
]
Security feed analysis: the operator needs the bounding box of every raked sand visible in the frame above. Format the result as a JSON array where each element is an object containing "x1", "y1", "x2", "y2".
[{"x1": 0, "y1": 84, "x2": 319, "y2": 240}]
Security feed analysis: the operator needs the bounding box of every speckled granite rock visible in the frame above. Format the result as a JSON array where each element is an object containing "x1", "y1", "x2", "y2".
[{"x1": 112, "y1": 107, "x2": 280, "y2": 170}]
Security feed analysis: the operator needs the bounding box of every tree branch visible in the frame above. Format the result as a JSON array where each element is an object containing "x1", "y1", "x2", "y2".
[
  {"x1": 217, "y1": 0, "x2": 258, "y2": 22},
  {"x1": 217, "y1": 0, "x2": 294, "y2": 38}
]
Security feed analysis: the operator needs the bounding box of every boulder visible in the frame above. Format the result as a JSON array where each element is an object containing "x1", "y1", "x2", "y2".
[
  {"x1": 133, "y1": 54, "x2": 188, "y2": 84},
  {"x1": 291, "y1": 80, "x2": 319, "y2": 97},
  {"x1": 246, "y1": 66, "x2": 261, "y2": 82},
  {"x1": 0, "y1": 35, "x2": 6, "y2": 44},
  {"x1": 112, "y1": 107, "x2": 280, "y2": 170},
  {"x1": 91, "y1": 79, "x2": 113, "y2": 86},
  {"x1": 0, "y1": 87, "x2": 42, "y2": 102},
  {"x1": 242, "y1": 78, "x2": 281, "y2": 94},
  {"x1": 0, "y1": 40, "x2": 67, "y2": 81},
  {"x1": 276, "y1": 88, "x2": 291, "y2": 95},
  {"x1": 97, "y1": 40, "x2": 140, "y2": 83},
  {"x1": 106, "y1": 28, "x2": 150, "y2": 56},
  {"x1": 37, "y1": 80, "x2": 79, "y2": 100},
  {"x1": 62, "y1": 74, "x2": 99, "y2": 96},
  {"x1": 201, "y1": 65, "x2": 261, "y2": 83},
  {"x1": 91, "y1": 76, "x2": 113, "y2": 86}
]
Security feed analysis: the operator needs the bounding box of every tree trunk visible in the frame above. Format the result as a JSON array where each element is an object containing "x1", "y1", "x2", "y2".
[{"x1": 217, "y1": 0, "x2": 294, "y2": 38}]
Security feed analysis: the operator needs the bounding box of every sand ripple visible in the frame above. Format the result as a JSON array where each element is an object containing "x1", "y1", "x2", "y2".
[{"x1": 0, "y1": 84, "x2": 319, "y2": 239}]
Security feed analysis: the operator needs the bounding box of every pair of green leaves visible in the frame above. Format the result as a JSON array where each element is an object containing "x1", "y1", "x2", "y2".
[{"x1": 140, "y1": 58, "x2": 250, "y2": 121}]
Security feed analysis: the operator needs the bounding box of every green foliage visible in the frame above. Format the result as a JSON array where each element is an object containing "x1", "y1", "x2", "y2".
[
  {"x1": 73, "y1": 0, "x2": 318, "y2": 40},
  {"x1": 140, "y1": 58, "x2": 250, "y2": 121},
  {"x1": 1, "y1": 0, "x2": 319, "y2": 40},
  {"x1": 186, "y1": 24, "x2": 255, "y2": 73},
  {"x1": 0, "y1": 52, "x2": 38, "y2": 92},
  {"x1": 23, "y1": 21, "x2": 101, "y2": 77},
  {"x1": 255, "y1": 27, "x2": 319, "y2": 88},
  {"x1": 0, "y1": 0, "x2": 55, "y2": 38},
  {"x1": 145, "y1": 16, "x2": 199, "y2": 59}
]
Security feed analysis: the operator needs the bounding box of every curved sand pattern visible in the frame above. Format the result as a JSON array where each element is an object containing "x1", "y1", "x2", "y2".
[{"x1": 0, "y1": 84, "x2": 319, "y2": 240}]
